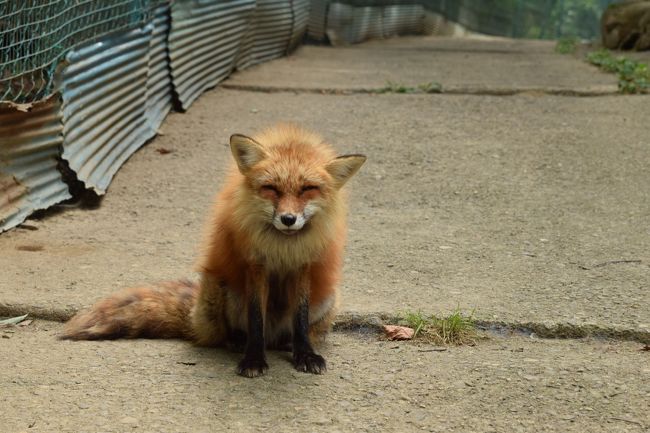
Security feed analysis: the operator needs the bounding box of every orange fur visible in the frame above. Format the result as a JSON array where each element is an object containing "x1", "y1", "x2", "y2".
[{"x1": 61, "y1": 124, "x2": 365, "y2": 376}]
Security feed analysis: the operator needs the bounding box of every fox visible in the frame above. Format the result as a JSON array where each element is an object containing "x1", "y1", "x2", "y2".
[{"x1": 61, "y1": 124, "x2": 366, "y2": 378}]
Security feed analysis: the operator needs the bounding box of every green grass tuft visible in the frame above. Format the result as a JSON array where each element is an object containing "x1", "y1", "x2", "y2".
[
  {"x1": 417, "y1": 81, "x2": 443, "y2": 93},
  {"x1": 586, "y1": 49, "x2": 650, "y2": 94},
  {"x1": 401, "y1": 308, "x2": 479, "y2": 345},
  {"x1": 404, "y1": 311, "x2": 428, "y2": 338},
  {"x1": 555, "y1": 37, "x2": 579, "y2": 54}
]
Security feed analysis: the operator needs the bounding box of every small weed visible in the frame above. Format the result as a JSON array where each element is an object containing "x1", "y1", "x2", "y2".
[
  {"x1": 586, "y1": 49, "x2": 650, "y2": 94},
  {"x1": 404, "y1": 311, "x2": 427, "y2": 338},
  {"x1": 555, "y1": 37, "x2": 579, "y2": 54},
  {"x1": 380, "y1": 81, "x2": 413, "y2": 93},
  {"x1": 418, "y1": 81, "x2": 442, "y2": 93},
  {"x1": 401, "y1": 309, "x2": 478, "y2": 345},
  {"x1": 378, "y1": 81, "x2": 442, "y2": 94}
]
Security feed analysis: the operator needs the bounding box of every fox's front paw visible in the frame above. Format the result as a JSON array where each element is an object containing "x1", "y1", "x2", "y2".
[
  {"x1": 237, "y1": 357, "x2": 269, "y2": 378},
  {"x1": 293, "y1": 352, "x2": 326, "y2": 374}
]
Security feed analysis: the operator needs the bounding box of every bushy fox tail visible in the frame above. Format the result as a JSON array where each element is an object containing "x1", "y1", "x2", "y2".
[{"x1": 60, "y1": 280, "x2": 197, "y2": 341}]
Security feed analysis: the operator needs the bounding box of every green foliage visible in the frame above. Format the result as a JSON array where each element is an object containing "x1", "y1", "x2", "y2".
[
  {"x1": 417, "y1": 82, "x2": 443, "y2": 94},
  {"x1": 587, "y1": 49, "x2": 650, "y2": 93},
  {"x1": 555, "y1": 37, "x2": 579, "y2": 54},
  {"x1": 404, "y1": 311, "x2": 427, "y2": 338}
]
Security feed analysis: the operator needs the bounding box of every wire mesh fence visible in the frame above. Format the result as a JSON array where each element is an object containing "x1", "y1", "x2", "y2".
[{"x1": 0, "y1": 0, "x2": 152, "y2": 103}]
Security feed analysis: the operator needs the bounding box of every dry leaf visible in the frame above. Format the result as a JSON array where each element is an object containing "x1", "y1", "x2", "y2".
[
  {"x1": 156, "y1": 147, "x2": 174, "y2": 155},
  {"x1": 383, "y1": 325, "x2": 415, "y2": 340}
]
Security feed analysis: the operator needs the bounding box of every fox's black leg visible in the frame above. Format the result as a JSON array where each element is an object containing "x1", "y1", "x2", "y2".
[
  {"x1": 292, "y1": 298, "x2": 326, "y2": 374},
  {"x1": 237, "y1": 297, "x2": 268, "y2": 378}
]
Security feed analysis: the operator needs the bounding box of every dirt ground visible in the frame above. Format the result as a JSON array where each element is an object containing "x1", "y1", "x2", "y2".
[
  {"x1": 1, "y1": 36, "x2": 649, "y2": 432},
  {"x1": 226, "y1": 37, "x2": 619, "y2": 94},
  {"x1": 2, "y1": 321, "x2": 649, "y2": 433}
]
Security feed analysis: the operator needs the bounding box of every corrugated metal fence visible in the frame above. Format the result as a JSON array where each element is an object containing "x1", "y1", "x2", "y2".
[{"x1": 0, "y1": 0, "x2": 311, "y2": 232}]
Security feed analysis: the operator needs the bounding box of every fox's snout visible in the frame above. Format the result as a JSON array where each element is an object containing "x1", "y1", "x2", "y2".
[
  {"x1": 273, "y1": 209, "x2": 310, "y2": 233},
  {"x1": 280, "y1": 214, "x2": 297, "y2": 227},
  {"x1": 265, "y1": 188, "x2": 319, "y2": 234}
]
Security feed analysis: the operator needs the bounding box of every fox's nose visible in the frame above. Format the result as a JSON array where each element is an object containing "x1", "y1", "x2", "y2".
[{"x1": 280, "y1": 214, "x2": 297, "y2": 227}]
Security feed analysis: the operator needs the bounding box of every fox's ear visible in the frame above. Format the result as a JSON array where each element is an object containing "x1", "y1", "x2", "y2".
[
  {"x1": 230, "y1": 134, "x2": 266, "y2": 173},
  {"x1": 325, "y1": 154, "x2": 366, "y2": 188}
]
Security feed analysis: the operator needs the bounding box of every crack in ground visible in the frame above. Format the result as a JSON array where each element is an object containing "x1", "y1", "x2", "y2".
[
  {"x1": 333, "y1": 312, "x2": 650, "y2": 344},
  {"x1": 220, "y1": 83, "x2": 622, "y2": 97},
  {"x1": 2, "y1": 303, "x2": 648, "y2": 344}
]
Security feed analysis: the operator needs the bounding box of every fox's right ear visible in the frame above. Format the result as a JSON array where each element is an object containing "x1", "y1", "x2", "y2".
[{"x1": 230, "y1": 134, "x2": 266, "y2": 173}]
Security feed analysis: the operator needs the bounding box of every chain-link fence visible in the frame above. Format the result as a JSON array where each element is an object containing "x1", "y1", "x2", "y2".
[{"x1": 0, "y1": 0, "x2": 152, "y2": 103}]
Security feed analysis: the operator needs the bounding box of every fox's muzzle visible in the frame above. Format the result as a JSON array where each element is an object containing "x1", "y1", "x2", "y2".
[{"x1": 274, "y1": 212, "x2": 307, "y2": 233}]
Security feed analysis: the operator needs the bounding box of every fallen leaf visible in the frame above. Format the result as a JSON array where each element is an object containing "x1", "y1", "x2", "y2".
[
  {"x1": 383, "y1": 325, "x2": 414, "y2": 341},
  {"x1": 17, "y1": 319, "x2": 33, "y2": 327},
  {"x1": 156, "y1": 147, "x2": 174, "y2": 155}
]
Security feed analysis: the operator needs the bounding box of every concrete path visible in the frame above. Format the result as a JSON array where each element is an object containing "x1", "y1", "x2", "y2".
[
  {"x1": 226, "y1": 37, "x2": 619, "y2": 94},
  {"x1": 1, "y1": 36, "x2": 649, "y2": 432},
  {"x1": 2, "y1": 321, "x2": 648, "y2": 433}
]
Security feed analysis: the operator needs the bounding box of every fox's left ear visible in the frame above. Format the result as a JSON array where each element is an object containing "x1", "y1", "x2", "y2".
[
  {"x1": 230, "y1": 134, "x2": 266, "y2": 173},
  {"x1": 325, "y1": 154, "x2": 366, "y2": 188}
]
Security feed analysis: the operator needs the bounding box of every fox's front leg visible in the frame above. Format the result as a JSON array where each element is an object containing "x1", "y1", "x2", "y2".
[
  {"x1": 237, "y1": 268, "x2": 269, "y2": 378},
  {"x1": 292, "y1": 270, "x2": 326, "y2": 374}
]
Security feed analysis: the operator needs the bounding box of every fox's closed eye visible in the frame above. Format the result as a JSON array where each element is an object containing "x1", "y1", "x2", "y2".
[
  {"x1": 261, "y1": 185, "x2": 279, "y2": 194},
  {"x1": 301, "y1": 185, "x2": 319, "y2": 193}
]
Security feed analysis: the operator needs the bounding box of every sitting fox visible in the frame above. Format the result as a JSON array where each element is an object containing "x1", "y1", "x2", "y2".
[{"x1": 61, "y1": 124, "x2": 366, "y2": 378}]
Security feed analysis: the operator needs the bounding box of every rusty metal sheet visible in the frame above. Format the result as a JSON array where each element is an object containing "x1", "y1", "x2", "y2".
[
  {"x1": 0, "y1": 97, "x2": 71, "y2": 232},
  {"x1": 60, "y1": 26, "x2": 153, "y2": 194},
  {"x1": 169, "y1": 0, "x2": 256, "y2": 110}
]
